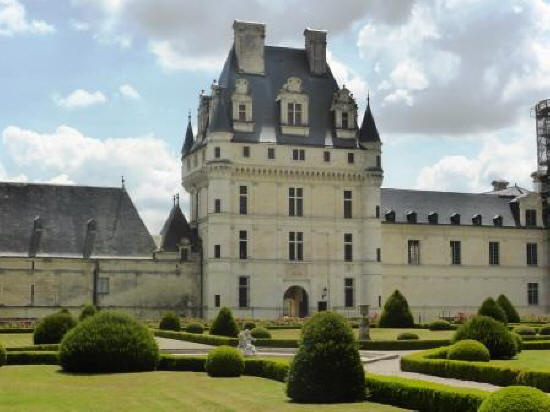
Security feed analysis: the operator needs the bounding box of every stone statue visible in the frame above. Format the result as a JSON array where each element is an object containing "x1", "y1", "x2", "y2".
[{"x1": 238, "y1": 328, "x2": 256, "y2": 356}]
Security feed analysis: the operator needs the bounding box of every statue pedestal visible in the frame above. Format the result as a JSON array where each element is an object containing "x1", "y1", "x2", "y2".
[{"x1": 358, "y1": 304, "x2": 370, "y2": 341}]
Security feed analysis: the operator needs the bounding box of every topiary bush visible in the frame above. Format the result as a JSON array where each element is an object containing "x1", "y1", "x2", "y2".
[
  {"x1": 478, "y1": 386, "x2": 550, "y2": 412},
  {"x1": 78, "y1": 304, "x2": 97, "y2": 321},
  {"x1": 0, "y1": 344, "x2": 6, "y2": 367},
  {"x1": 250, "y1": 327, "x2": 271, "y2": 339},
  {"x1": 496, "y1": 295, "x2": 520, "y2": 323},
  {"x1": 205, "y1": 345, "x2": 244, "y2": 377},
  {"x1": 513, "y1": 326, "x2": 536, "y2": 336},
  {"x1": 59, "y1": 311, "x2": 159, "y2": 373},
  {"x1": 511, "y1": 332, "x2": 522, "y2": 354},
  {"x1": 428, "y1": 320, "x2": 452, "y2": 331},
  {"x1": 378, "y1": 290, "x2": 414, "y2": 328},
  {"x1": 477, "y1": 297, "x2": 507, "y2": 324},
  {"x1": 34, "y1": 311, "x2": 77, "y2": 344},
  {"x1": 453, "y1": 315, "x2": 517, "y2": 359},
  {"x1": 210, "y1": 307, "x2": 239, "y2": 338},
  {"x1": 287, "y1": 311, "x2": 365, "y2": 403},
  {"x1": 397, "y1": 332, "x2": 419, "y2": 340},
  {"x1": 159, "y1": 311, "x2": 181, "y2": 331},
  {"x1": 446, "y1": 339, "x2": 490, "y2": 362},
  {"x1": 538, "y1": 324, "x2": 550, "y2": 335},
  {"x1": 185, "y1": 322, "x2": 204, "y2": 334},
  {"x1": 243, "y1": 322, "x2": 256, "y2": 330}
]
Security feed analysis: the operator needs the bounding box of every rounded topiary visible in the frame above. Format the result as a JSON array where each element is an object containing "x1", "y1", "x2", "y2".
[
  {"x1": 250, "y1": 327, "x2": 271, "y2": 339},
  {"x1": 287, "y1": 311, "x2": 365, "y2": 403},
  {"x1": 513, "y1": 326, "x2": 536, "y2": 336},
  {"x1": 243, "y1": 322, "x2": 256, "y2": 330},
  {"x1": 428, "y1": 320, "x2": 452, "y2": 331},
  {"x1": 478, "y1": 386, "x2": 550, "y2": 412},
  {"x1": 477, "y1": 297, "x2": 507, "y2": 324},
  {"x1": 210, "y1": 307, "x2": 239, "y2": 338},
  {"x1": 185, "y1": 322, "x2": 204, "y2": 334},
  {"x1": 538, "y1": 324, "x2": 550, "y2": 335},
  {"x1": 159, "y1": 311, "x2": 181, "y2": 331},
  {"x1": 453, "y1": 316, "x2": 517, "y2": 359},
  {"x1": 496, "y1": 295, "x2": 520, "y2": 323},
  {"x1": 397, "y1": 332, "x2": 419, "y2": 340},
  {"x1": 78, "y1": 304, "x2": 97, "y2": 321},
  {"x1": 34, "y1": 311, "x2": 77, "y2": 344},
  {"x1": 205, "y1": 345, "x2": 244, "y2": 377},
  {"x1": 378, "y1": 290, "x2": 414, "y2": 328},
  {"x1": 59, "y1": 311, "x2": 159, "y2": 373},
  {"x1": 446, "y1": 339, "x2": 490, "y2": 362}
]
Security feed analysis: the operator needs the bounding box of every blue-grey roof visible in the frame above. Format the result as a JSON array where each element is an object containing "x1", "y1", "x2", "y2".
[
  {"x1": 381, "y1": 188, "x2": 521, "y2": 227},
  {"x1": 0, "y1": 182, "x2": 156, "y2": 257},
  {"x1": 206, "y1": 46, "x2": 360, "y2": 149},
  {"x1": 359, "y1": 100, "x2": 380, "y2": 143},
  {"x1": 181, "y1": 117, "x2": 194, "y2": 157},
  {"x1": 159, "y1": 203, "x2": 193, "y2": 252}
]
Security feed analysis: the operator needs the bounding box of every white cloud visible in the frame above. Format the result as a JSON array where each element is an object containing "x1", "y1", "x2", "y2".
[
  {"x1": 0, "y1": 0, "x2": 55, "y2": 36},
  {"x1": 326, "y1": 50, "x2": 368, "y2": 104},
  {"x1": 2, "y1": 125, "x2": 182, "y2": 233},
  {"x1": 390, "y1": 59, "x2": 429, "y2": 91},
  {"x1": 119, "y1": 84, "x2": 141, "y2": 100},
  {"x1": 53, "y1": 89, "x2": 107, "y2": 110},
  {"x1": 70, "y1": 20, "x2": 90, "y2": 31},
  {"x1": 149, "y1": 40, "x2": 223, "y2": 72},
  {"x1": 383, "y1": 89, "x2": 413, "y2": 106}
]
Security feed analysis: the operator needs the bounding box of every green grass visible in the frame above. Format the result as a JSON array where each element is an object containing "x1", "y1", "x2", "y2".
[
  {"x1": 489, "y1": 350, "x2": 550, "y2": 372},
  {"x1": 0, "y1": 366, "x2": 405, "y2": 411},
  {"x1": 0, "y1": 334, "x2": 33, "y2": 348},
  {"x1": 268, "y1": 328, "x2": 453, "y2": 341}
]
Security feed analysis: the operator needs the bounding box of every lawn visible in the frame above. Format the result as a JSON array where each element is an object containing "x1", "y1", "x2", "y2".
[
  {"x1": 489, "y1": 350, "x2": 550, "y2": 372},
  {"x1": 0, "y1": 366, "x2": 406, "y2": 411},
  {"x1": 268, "y1": 328, "x2": 453, "y2": 341},
  {"x1": 0, "y1": 333, "x2": 33, "y2": 348}
]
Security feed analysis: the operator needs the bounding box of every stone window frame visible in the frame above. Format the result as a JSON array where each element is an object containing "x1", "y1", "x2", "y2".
[
  {"x1": 232, "y1": 78, "x2": 254, "y2": 133},
  {"x1": 276, "y1": 77, "x2": 310, "y2": 136}
]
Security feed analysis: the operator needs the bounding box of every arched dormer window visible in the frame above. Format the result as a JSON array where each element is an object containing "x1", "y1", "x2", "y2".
[
  {"x1": 330, "y1": 85, "x2": 358, "y2": 139},
  {"x1": 472, "y1": 214, "x2": 482, "y2": 226},
  {"x1": 428, "y1": 212, "x2": 438, "y2": 224},
  {"x1": 493, "y1": 215, "x2": 503, "y2": 226},
  {"x1": 231, "y1": 78, "x2": 254, "y2": 133},
  {"x1": 406, "y1": 210, "x2": 417, "y2": 224},
  {"x1": 450, "y1": 213, "x2": 461, "y2": 225},
  {"x1": 385, "y1": 209, "x2": 395, "y2": 222},
  {"x1": 276, "y1": 77, "x2": 309, "y2": 136}
]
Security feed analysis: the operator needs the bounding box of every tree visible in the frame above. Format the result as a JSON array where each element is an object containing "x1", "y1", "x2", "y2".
[
  {"x1": 209, "y1": 307, "x2": 239, "y2": 337},
  {"x1": 378, "y1": 290, "x2": 415, "y2": 328},
  {"x1": 478, "y1": 297, "x2": 507, "y2": 324},
  {"x1": 497, "y1": 295, "x2": 520, "y2": 323}
]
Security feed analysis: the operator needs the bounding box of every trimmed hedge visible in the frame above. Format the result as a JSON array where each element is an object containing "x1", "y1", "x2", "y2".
[
  {"x1": 34, "y1": 311, "x2": 77, "y2": 344},
  {"x1": 538, "y1": 324, "x2": 550, "y2": 335},
  {"x1": 446, "y1": 340, "x2": 489, "y2": 362},
  {"x1": 360, "y1": 339, "x2": 450, "y2": 351},
  {"x1": 250, "y1": 327, "x2": 271, "y2": 339},
  {"x1": 205, "y1": 345, "x2": 244, "y2": 377},
  {"x1": 478, "y1": 386, "x2": 550, "y2": 412},
  {"x1": 243, "y1": 322, "x2": 256, "y2": 330},
  {"x1": 428, "y1": 320, "x2": 452, "y2": 331},
  {"x1": 378, "y1": 290, "x2": 415, "y2": 328},
  {"x1": 154, "y1": 330, "x2": 238, "y2": 346},
  {"x1": 523, "y1": 341, "x2": 550, "y2": 350},
  {"x1": 397, "y1": 332, "x2": 419, "y2": 340},
  {"x1": 210, "y1": 307, "x2": 239, "y2": 338},
  {"x1": 513, "y1": 326, "x2": 536, "y2": 336},
  {"x1": 185, "y1": 322, "x2": 204, "y2": 334},
  {"x1": 6, "y1": 344, "x2": 58, "y2": 352},
  {"x1": 0, "y1": 328, "x2": 34, "y2": 334},
  {"x1": 159, "y1": 312, "x2": 181, "y2": 331},
  {"x1": 497, "y1": 295, "x2": 520, "y2": 323},
  {"x1": 6, "y1": 351, "x2": 58, "y2": 365}
]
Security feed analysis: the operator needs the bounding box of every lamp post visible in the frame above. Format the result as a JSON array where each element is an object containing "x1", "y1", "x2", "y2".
[{"x1": 358, "y1": 304, "x2": 370, "y2": 341}]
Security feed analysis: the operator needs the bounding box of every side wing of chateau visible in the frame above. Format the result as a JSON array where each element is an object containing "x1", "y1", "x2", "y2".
[{"x1": 0, "y1": 21, "x2": 547, "y2": 321}]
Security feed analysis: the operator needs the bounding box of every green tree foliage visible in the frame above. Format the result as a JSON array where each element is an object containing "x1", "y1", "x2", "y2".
[
  {"x1": 209, "y1": 307, "x2": 239, "y2": 338},
  {"x1": 478, "y1": 297, "x2": 508, "y2": 324},
  {"x1": 159, "y1": 311, "x2": 181, "y2": 331},
  {"x1": 478, "y1": 386, "x2": 550, "y2": 412},
  {"x1": 34, "y1": 311, "x2": 77, "y2": 344},
  {"x1": 378, "y1": 290, "x2": 415, "y2": 328},
  {"x1": 453, "y1": 316, "x2": 517, "y2": 359},
  {"x1": 205, "y1": 346, "x2": 244, "y2": 377},
  {"x1": 496, "y1": 295, "x2": 520, "y2": 323},
  {"x1": 78, "y1": 304, "x2": 97, "y2": 321}
]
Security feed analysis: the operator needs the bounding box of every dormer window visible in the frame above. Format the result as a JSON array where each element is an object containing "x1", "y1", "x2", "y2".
[
  {"x1": 406, "y1": 211, "x2": 417, "y2": 224},
  {"x1": 472, "y1": 214, "x2": 482, "y2": 226},
  {"x1": 450, "y1": 213, "x2": 461, "y2": 225},
  {"x1": 385, "y1": 209, "x2": 395, "y2": 222},
  {"x1": 493, "y1": 215, "x2": 503, "y2": 226},
  {"x1": 238, "y1": 104, "x2": 246, "y2": 121},
  {"x1": 330, "y1": 85, "x2": 358, "y2": 139},
  {"x1": 276, "y1": 77, "x2": 309, "y2": 136},
  {"x1": 232, "y1": 78, "x2": 254, "y2": 132},
  {"x1": 428, "y1": 212, "x2": 438, "y2": 224}
]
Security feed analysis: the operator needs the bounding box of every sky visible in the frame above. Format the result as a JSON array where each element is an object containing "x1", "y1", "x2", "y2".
[{"x1": 1, "y1": 0, "x2": 550, "y2": 234}]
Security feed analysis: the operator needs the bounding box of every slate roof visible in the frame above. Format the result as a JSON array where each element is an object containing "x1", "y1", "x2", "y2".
[
  {"x1": 181, "y1": 115, "x2": 194, "y2": 157},
  {"x1": 202, "y1": 46, "x2": 361, "y2": 149},
  {"x1": 159, "y1": 203, "x2": 193, "y2": 252},
  {"x1": 381, "y1": 188, "x2": 521, "y2": 227},
  {"x1": 359, "y1": 99, "x2": 380, "y2": 143},
  {"x1": 0, "y1": 182, "x2": 156, "y2": 257}
]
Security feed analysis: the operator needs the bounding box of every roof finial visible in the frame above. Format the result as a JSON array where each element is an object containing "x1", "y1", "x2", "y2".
[
  {"x1": 173, "y1": 194, "x2": 176, "y2": 207},
  {"x1": 176, "y1": 193, "x2": 180, "y2": 206},
  {"x1": 121, "y1": 176, "x2": 125, "y2": 189},
  {"x1": 188, "y1": 109, "x2": 191, "y2": 123},
  {"x1": 367, "y1": 90, "x2": 370, "y2": 106}
]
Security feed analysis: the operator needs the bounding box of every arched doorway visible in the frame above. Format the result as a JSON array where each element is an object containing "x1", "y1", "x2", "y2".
[{"x1": 283, "y1": 286, "x2": 309, "y2": 318}]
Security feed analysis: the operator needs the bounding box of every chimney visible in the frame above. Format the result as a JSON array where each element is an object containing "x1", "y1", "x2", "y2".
[
  {"x1": 304, "y1": 28, "x2": 327, "y2": 75},
  {"x1": 491, "y1": 180, "x2": 509, "y2": 192},
  {"x1": 233, "y1": 20, "x2": 265, "y2": 75}
]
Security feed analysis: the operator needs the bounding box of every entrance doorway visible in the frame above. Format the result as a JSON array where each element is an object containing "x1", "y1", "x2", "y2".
[{"x1": 283, "y1": 286, "x2": 309, "y2": 317}]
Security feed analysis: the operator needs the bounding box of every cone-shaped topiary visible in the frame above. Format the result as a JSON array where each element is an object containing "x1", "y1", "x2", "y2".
[
  {"x1": 478, "y1": 386, "x2": 550, "y2": 412},
  {"x1": 286, "y1": 312, "x2": 365, "y2": 403},
  {"x1": 478, "y1": 297, "x2": 507, "y2": 324},
  {"x1": 34, "y1": 310, "x2": 77, "y2": 344},
  {"x1": 78, "y1": 304, "x2": 97, "y2": 321},
  {"x1": 59, "y1": 311, "x2": 159, "y2": 373},
  {"x1": 159, "y1": 311, "x2": 181, "y2": 331},
  {"x1": 209, "y1": 307, "x2": 239, "y2": 337},
  {"x1": 378, "y1": 290, "x2": 414, "y2": 328},
  {"x1": 496, "y1": 294, "x2": 520, "y2": 323}
]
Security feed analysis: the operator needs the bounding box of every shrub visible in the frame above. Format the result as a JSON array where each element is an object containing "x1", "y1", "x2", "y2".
[
  {"x1": 250, "y1": 327, "x2": 271, "y2": 339},
  {"x1": 34, "y1": 311, "x2": 77, "y2": 344},
  {"x1": 205, "y1": 345, "x2": 244, "y2": 377},
  {"x1": 511, "y1": 332, "x2": 522, "y2": 354},
  {"x1": 428, "y1": 320, "x2": 452, "y2": 331},
  {"x1": 496, "y1": 295, "x2": 520, "y2": 323},
  {"x1": 243, "y1": 322, "x2": 256, "y2": 330},
  {"x1": 0, "y1": 344, "x2": 6, "y2": 367},
  {"x1": 397, "y1": 332, "x2": 419, "y2": 340},
  {"x1": 210, "y1": 307, "x2": 239, "y2": 338},
  {"x1": 453, "y1": 316, "x2": 517, "y2": 359},
  {"x1": 287, "y1": 311, "x2": 365, "y2": 403},
  {"x1": 538, "y1": 324, "x2": 550, "y2": 335},
  {"x1": 513, "y1": 326, "x2": 536, "y2": 336},
  {"x1": 7, "y1": 351, "x2": 57, "y2": 365},
  {"x1": 446, "y1": 340, "x2": 489, "y2": 362},
  {"x1": 185, "y1": 322, "x2": 204, "y2": 334},
  {"x1": 78, "y1": 304, "x2": 97, "y2": 321},
  {"x1": 59, "y1": 311, "x2": 159, "y2": 373},
  {"x1": 378, "y1": 290, "x2": 414, "y2": 328},
  {"x1": 478, "y1": 386, "x2": 550, "y2": 412},
  {"x1": 159, "y1": 311, "x2": 181, "y2": 331},
  {"x1": 477, "y1": 297, "x2": 507, "y2": 324}
]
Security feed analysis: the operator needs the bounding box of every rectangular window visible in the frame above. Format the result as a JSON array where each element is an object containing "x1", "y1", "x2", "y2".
[
  {"x1": 324, "y1": 151, "x2": 330, "y2": 162},
  {"x1": 376, "y1": 205, "x2": 380, "y2": 219},
  {"x1": 97, "y1": 277, "x2": 110, "y2": 294},
  {"x1": 243, "y1": 146, "x2": 250, "y2": 158},
  {"x1": 238, "y1": 104, "x2": 246, "y2": 121},
  {"x1": 214, "y1": 199, "x2": 221, "y2": 213},
  {"x1": 527, "y1": 243, "x2": 538, "y2": 266},
  {"x1": 376, "y1": 155, "x2": 381, "y2": 169},
  {"x1": 489, "y1": 241, "x2": 500, "y2": 265},
  {"x1": 450, "y1": 241, "x2": 461, "y2": 265},
  {"x1": 239, "y1": 231, "x2": 247, "y2": 260},
  {"x1": 30, "y1": 284, "x2": 34, "y2": 306},
  {"x1": 238, "y1": 276, "x2": 249, "y2": 308},
  {"x1": 344, "y1": 190, "x2": 352, "y2": 219},
  {"x1": 376, "y1": 248, "x2": 381, "y2": 262},
  {"x1": 526, "y1": 209, "x2": 537, "y2": 227},
  {"x1": 293, "y1": 149, "x2": 305, "y2": 161},
  {"x1": 214, "y1": 244, "x2": 221, "y2": 259},
  {"x1": 180, "y1": 248, "x2": 188, "y2": 262},
  {"x1": 202, "y1": 150, "x2": 205, "y2": 163},
  {"x1": 289, "y1": 187, "x2": 303, "y2": 217},
  {"x1": 239, "y1": 186, "x2": 247, "y2": 215},
  {"x1": 348, "y1": 153, "x2": 354, "y2": 164},
  {"x1": 288, "y1": 103, "x2": 302, "y2": 126},
  {"x1": 214, "y1": 147, "x2": 221, "y2": 159},
  {"x1": 408, "y1": 240, "x2": 420, "y2": 265},
  {"x1": 344, "y1": 278, "x2": 354, "y2": 307},
  {"x1": 289, "y1": 231, "x2": 304, "y2": 261},
  {"x1": 215, "y1": 294, "x2": 220, "y2": 308},
  {"x1": 528, "y1": 283, "x2": 539, "y2": 305},
  {"x1": 342, "y1": 112, "x2": 349, "y2": 129},
  {"x1": 344, "y1": 233, "x2": 353, "y2": 262},
  {"x1": 267, "y1": 147, "x2": 275, "y2": 160}
]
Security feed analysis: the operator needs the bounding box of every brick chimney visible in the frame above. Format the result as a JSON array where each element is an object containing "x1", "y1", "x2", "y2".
[
  {"x1": 304, "y1": 28, "x2": 327, "y2": 75},
  {"x1": 233, "y1": 20, "x2": 265, "y2": 75}
]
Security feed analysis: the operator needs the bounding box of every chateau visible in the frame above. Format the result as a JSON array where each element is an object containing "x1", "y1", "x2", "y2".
[{"x1": 0, "y1": 21, "x2": 547, "y2": 321}]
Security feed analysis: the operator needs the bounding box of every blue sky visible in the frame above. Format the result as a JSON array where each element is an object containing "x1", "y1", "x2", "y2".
[{"x1": 1, "y1": 0, "x2": 549, "y2": 232}]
